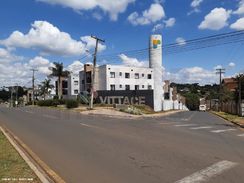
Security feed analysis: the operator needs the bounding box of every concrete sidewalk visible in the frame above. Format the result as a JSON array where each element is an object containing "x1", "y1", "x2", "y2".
[{"x1": 79, "y1": 107, "x2": 183, "y2": 119}]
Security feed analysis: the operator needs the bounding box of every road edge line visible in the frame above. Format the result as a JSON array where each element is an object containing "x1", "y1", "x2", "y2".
[{"x1": 0, "y1": 125, "x2": 66, "y2": 183}]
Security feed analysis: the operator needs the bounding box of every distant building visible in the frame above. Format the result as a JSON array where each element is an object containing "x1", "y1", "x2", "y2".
[
  {"x1": 163, "y1": 81, "x2": 188, "y2": 111},
  {"x1": 222, "y1": 78, "x2": 237, "y2": 92}
]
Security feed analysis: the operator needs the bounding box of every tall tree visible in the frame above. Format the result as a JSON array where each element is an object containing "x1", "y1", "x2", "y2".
[
  {"x1": 40, "y1": 79, "x2": 54, "y2": 100},
  {"x1": 49, "y1": 62, "x2": 69, "y2": 99}
]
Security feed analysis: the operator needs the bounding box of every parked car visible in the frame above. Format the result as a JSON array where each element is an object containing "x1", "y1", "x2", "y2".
[{"x1": 199, "y1": 104, "x2": 206, "y2": 112}]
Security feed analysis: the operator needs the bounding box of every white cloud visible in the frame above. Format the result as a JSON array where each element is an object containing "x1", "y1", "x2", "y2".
[
  {"x1": 152, "y1": 17, "x2": 175, "y2": 32},
  {"x1": 214, "y1": 65, "x2": 223, "y2": 70},
  {"x1": 0, "y1": 48, "x2": 23, "y2": 63},
  {"x1": 228, "y1": 62, "x2": 236, "y2": 68},
  {"x1": 165, "y1": 67, "x2": 217, "y2": 85},
  {"x1": 0, "y1": 21, "x2": 106, "y2": 56},
  {"x1": 152, "y1": 23, "x2": 164, "y2": 32},
  {"x1": 176, "y1": 37, "x2": 186, "y2": 46},
  {"x1": 191, "y1": 0, "x2": 203, "y2": 8},
  {"x1": 0, "y1": 55, "x2": 86, "y2": 87},
  {"x1": 233, "y1": 0, "x2": 244, "y2": 15},
  {"x1": 199, "y1": 8, "x2": 232, "y2": 30},
  {"x1": 128, "y1": 3, "x2": 165, "y2": 26},
  {"x1": 188, "y1": 0, "x2": 203, "y2": 15},
  {"x1": 80, "y1": 36, "x2": 106, "y2": 52},
  {"x1": 67, "y1": 61, "x2": 84, "y2": 74},
  {"x1": 230, "y1": 17, "x2": 244, "y2": 30},
  {"x1": 164, "y1": 17, "x2": 176, "y2": 27},
  {"x1": 0, "y1": 56, "x2": 55, "y2": 86},
  {"x1": 37, "y1": 0, "x2": 135, "y2": 21},
  {"x1": 92, "y1": 12, "x2": 103, "y2": 21},
  {"x1": 119, "y1": 54, "x2": 148, "y2": 67}
]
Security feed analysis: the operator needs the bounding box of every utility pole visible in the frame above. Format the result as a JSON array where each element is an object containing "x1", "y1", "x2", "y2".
[
  {"x1": 216, "y1": 68, "x2": 225, "y2": 111},
  {"x1": 15, "y1": 84, "x2": 18, "y2": 107},
  {"x1": 31, "y1": 69, "x2": 38, "y2": 105},
  {"x1": 89, "y1": 35, "x2": 105, "y2": 110},
  {"x1": 238, "y1": 77, "x2": 242, "y2": 116},
  {"x1": 10, "y1": 86, "x2": 13, "y2": 107}
]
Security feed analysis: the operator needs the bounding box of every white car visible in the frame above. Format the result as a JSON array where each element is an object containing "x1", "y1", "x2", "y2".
[{"x1": 199, "y1": 105, "x2": 206, "y2": 112}]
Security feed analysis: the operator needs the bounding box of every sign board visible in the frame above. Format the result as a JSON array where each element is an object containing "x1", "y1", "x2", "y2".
[{"x1": 95, "y1": 90, "x2": 154, "y2": 108}]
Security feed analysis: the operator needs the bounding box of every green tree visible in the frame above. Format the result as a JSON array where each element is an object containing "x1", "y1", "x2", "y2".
[
  {"x1": 40, "y1": 79, "x2": 54, "y2": 100},
  {"x1": 49, "y1": 62, "x2": 69, "y2": 99},
  {"x1": 184, "y1": 93, "x2": 200, "y2": 111},
  {"x1": 0, "y1": 87, "x2": 10, "y2": 101}
]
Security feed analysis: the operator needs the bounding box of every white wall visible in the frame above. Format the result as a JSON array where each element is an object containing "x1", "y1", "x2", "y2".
[
  {"x1": 97, "y1": 65, "x2": 154, "y2": 91},
  {"x1": 68, "y1": 74, "x2": 80, "y2": 96},
  {"x1": 150, "y1": 35, "x2": 163, "y2": 112}
]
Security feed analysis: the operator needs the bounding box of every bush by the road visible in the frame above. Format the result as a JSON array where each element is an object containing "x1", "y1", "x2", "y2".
[
  {"x1": 37, "y1": 100, "x2": 59, "y2": 107},
  {"x1": 65, "y1": 99, "x2": 79, "y2": 109}
]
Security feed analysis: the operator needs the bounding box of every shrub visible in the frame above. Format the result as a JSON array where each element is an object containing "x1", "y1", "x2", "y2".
[
  {"x1": 37, "y1": 100, "x2": 59, "y2": 107},
  {"x1": 57, "y1": 99, "x2": 66, "y2": 105},
  {"x1": 120, "y1": 106, "x2": 143, "y2": 115},
  {"x1": 66, "y1": 99, "x2": 79, "y2": 109}
]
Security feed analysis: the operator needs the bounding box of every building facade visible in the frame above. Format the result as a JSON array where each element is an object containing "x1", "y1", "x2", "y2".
[
  {"x1": 68, "y1": 74, "x2": 80, "y2": 97},
  {"x1": 79, "y1": 64, "x2": 154, "y2": 92},
  {"x1": 97, "y1": 65, "x2": 154, "y2": 91}
]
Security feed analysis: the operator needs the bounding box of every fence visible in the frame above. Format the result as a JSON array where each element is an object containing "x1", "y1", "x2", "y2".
[{"x1": 208, "y1": 100, "x2": 244, "y2": 117}]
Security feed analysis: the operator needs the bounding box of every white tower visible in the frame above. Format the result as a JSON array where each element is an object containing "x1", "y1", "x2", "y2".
[{"x1": 149, "y1": 35, "x2": 163, "y2": 112}]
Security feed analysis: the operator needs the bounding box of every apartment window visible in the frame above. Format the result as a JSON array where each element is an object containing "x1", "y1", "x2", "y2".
[
  {"x1": 62, "y1": 89, "x2": 68, "y2": 95},
  {"x1": 119, "y1": 85, "x2": 123, "y2": 89},
  {"x1": 142, "y1": 85, "x2": 145, "y2": 89},
  {"x1": 147, "y1": 74, "x2": 152, "y2": 79},
  {"x1": 81, "y1": 80, "x2": 85, "y2": 84},
  {"x1": 119, "y1": 72, "x2": 122, "y2": 77},
  {"x1": 74, "y1": 81, "x2": 78, "y2": 85},
  {"x1": 142, "y1": 74, "x2": 145, "y2": 77},
  {"x1": 125, "y1": 85, "x2": 130, "y2": 90},
  {"x1": 110, "y1": 72, "x2": 115, "y2": 78},
  {"x1": 135, "y1": 73, "x2": 139, "y2": 79},
  {"x1": 135, "y1": 85, "x2": 139, "y2": 90},
  {"x1": 110, "y1": 85, "x2": 115, "y2": 91},
  {"x1": 62, "y1": 80, "x2": 68, "y2": 88},
  {"x1": 125, "y1": 73, "x2": 130, "y2": 79},
  {"x1": 74, "y1": 90, "x2": 78, "y2": 94},
  {"x1": 148, "y1": 85, "x2": 152, "y2": 90}
]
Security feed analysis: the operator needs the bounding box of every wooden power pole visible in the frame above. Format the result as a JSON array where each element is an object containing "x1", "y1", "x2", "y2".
[
  {"x1": 216, "y1": 68, "x2": 225, "y2": 111},
  {"x1": 89, "y1": 35, "x2": 105, "y2": 110},
  {"x1": 31, "y1": 69, "x2": 38, "y2": 105}
]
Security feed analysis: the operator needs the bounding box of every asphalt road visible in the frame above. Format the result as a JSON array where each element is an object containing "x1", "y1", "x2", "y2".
[{"x1": 0, "y1": 105, "x2": 244, "y2": 183}]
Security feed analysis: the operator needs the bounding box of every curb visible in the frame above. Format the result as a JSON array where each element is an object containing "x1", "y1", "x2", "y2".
[
  {"x1": 0, "y1": 125, "x2": 66, "y2": 183},
  {"x1": 80, "y1": 110, "x2": 184, "y2": 120},
  {"x1": 210, "y1": 112, "x2": 244, "y2": 129}
]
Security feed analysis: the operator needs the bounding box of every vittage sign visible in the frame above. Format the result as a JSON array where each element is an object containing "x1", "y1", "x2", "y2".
[{"x1": 95, "y1": 90, "x2": 154, "y2": 108}]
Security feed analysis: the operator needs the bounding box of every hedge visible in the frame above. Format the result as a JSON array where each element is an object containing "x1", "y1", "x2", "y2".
[{"x1": 65, "y1": 99, "x2": 79, "y2": 109}]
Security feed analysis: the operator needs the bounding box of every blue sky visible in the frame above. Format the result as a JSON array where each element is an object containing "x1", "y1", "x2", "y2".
[{"x1": 0, "y1": 0, "x2": 244, "y2": 86}]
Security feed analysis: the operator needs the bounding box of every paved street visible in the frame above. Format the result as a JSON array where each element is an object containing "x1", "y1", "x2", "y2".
[{"x1": 0, "y1": 105, "x2": 244, "y2": 183}]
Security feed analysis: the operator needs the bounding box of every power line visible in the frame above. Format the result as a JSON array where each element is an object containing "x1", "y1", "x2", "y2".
[{"x1": 81, "y1": 30, "x2": 244, "y2": 64}]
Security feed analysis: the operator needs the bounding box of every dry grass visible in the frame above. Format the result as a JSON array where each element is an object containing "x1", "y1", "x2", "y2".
[
  {"x1": 0, "y1": 132, "x2": 40, "y2": 182},
  {"x1": 212, "y1": 111, "x2": 244, "y2": 127}
]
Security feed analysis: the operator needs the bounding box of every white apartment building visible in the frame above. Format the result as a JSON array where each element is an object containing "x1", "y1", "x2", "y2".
[
  {"x1": 79, "y1": 64, "x2": 154, "y2": 92},
  {"x1": 96, "y1": 65, "x2": 154, "y2": 91},
  {"x1": 68, "y1": 74, "x2": 80, "y2": 97}
]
